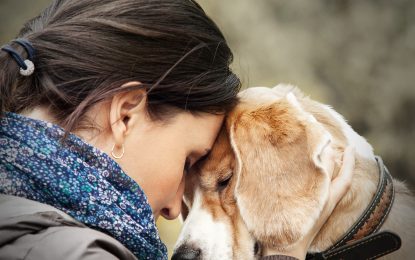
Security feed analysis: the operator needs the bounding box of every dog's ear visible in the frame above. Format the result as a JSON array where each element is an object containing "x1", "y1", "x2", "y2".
[{"x1": 227, "y1": 92, "x2": 333, "y2": 250}]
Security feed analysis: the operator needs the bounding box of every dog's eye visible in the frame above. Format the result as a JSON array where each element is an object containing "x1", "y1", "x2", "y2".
[{"x1": 217, "y1": 174, "x2": 232, "y2": 190}]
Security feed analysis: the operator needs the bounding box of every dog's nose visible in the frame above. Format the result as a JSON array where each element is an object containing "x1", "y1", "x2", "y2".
[{"x1": 172, "y1": 244, "x2": 201, "y2": 260}]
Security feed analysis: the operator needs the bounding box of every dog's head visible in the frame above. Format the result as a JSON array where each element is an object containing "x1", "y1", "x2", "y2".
[{"x1": 173, "y1": 86, "x2": 342, "y2": 259}]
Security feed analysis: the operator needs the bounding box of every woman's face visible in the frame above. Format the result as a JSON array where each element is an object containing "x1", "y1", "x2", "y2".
[
  {"x1": 24, "y1": 86, "x2": 225, "y2": 220},
  {"x1": 120, "y1": 111, "x2": 224, "y2": 220},
  {"x1": 83, "y1": 86, "x2": 225, "y2": 220}
]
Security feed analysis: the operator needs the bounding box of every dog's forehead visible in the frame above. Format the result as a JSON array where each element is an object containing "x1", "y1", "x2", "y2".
[
  {"x1": 238, "y1": 86, "x2": 284, "y2": 103},
  {"x1": 200, "y1": 130, "x2": 234, "y2": 176}
]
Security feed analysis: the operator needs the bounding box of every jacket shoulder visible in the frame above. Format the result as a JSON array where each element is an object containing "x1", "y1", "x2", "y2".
[
  {"x1": 24, "y1": 226, "x2": 137, "y2": 260},
  {"x1": 0, "y1": 195, "x2": 137, "y2": 260}
]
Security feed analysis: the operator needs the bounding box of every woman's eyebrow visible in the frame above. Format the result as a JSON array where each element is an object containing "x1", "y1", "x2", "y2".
[
  {"x1": 200, "y1": 149, "x2": 211, "y2": 160},
  {"x1": 200, "y1": 148, "x2": 211, "y2": 159},
  {"x1": 192, "y1": 149, "x2": 211, "y2": 163}
]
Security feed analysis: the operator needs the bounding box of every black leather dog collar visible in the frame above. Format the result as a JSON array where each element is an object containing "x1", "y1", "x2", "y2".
[{"x1": 306, "y1": 156, "x2": 401, "y2": 259}]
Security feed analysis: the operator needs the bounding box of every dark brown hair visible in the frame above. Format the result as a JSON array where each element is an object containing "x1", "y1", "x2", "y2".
[{"x1": 0, "y1": 0, "x2": 240, "y2": 134}]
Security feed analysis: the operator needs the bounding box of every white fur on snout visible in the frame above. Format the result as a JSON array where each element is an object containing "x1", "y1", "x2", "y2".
[{"x1": 175, "y1": 188, "x2": 233, "y2": 260}]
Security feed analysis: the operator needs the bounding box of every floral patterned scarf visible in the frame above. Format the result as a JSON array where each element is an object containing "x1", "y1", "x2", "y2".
[{"x1": 0, "y1": 112, "x2": 167, "y2": 259}]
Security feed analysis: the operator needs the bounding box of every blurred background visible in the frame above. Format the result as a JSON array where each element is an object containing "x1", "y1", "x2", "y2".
[{"x1": 1, "y1": 0, "x2": 414, "y2": 257}]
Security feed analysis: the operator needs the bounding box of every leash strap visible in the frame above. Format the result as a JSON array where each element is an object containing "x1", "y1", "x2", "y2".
[{"x1": 306, "y1": 231, "x2": 401, "y2": 260}]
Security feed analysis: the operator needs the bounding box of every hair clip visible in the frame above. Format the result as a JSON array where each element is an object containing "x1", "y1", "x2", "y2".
[{"x1": 1, "y1": 38, "x2": 35, "y2": 76}]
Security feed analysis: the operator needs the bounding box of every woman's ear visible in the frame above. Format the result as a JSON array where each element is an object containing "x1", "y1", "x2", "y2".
[
  {"x1": 109, "y1": 81, "x2": 147, "y2": 147},
  {"x1": 227, "y1": 93, "x2": 333, "y2": 250}
]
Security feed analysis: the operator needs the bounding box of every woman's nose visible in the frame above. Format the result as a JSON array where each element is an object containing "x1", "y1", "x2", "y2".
[{"x1": 160, "y1": 177, "x2": 185, "y2": 220}]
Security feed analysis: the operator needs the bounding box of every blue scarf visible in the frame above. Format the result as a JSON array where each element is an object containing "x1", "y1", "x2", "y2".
[{"x1": 0, "y1": 112, "x2": 167, "y2": 259}]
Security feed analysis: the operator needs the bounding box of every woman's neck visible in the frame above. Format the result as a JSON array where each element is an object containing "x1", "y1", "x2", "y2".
[{"x1": 20, "y1": 106, "x2": 57, "y2": 124}]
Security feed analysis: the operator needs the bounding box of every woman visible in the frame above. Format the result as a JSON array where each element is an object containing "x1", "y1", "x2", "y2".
[{"x1": 0, "y1": 0, "x2": 355, "y2": 259}]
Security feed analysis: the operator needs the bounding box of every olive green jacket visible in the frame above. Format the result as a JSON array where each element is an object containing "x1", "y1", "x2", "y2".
[{"x1": 0, "y1": 194, "x2": 137, "y2": 260}]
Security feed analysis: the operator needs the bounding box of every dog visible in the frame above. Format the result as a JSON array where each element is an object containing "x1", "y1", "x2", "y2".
[{"x1": 172, "y1": 85, "x2": 415, "y2": 260}]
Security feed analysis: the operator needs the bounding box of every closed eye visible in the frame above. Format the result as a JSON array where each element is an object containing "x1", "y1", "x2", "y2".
[{"x1": 217, "y1": 173, "x2": 232, "y2": 191}]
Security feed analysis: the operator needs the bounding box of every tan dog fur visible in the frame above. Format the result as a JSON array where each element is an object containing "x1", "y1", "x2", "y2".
[{"x1": 175, "y1": 85, "x2": 415, "y2": 259}]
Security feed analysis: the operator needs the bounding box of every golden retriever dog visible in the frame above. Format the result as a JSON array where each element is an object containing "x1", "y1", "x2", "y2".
[{"x1": 172, "y1": 85, "x2": 415, "y2": 260}]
